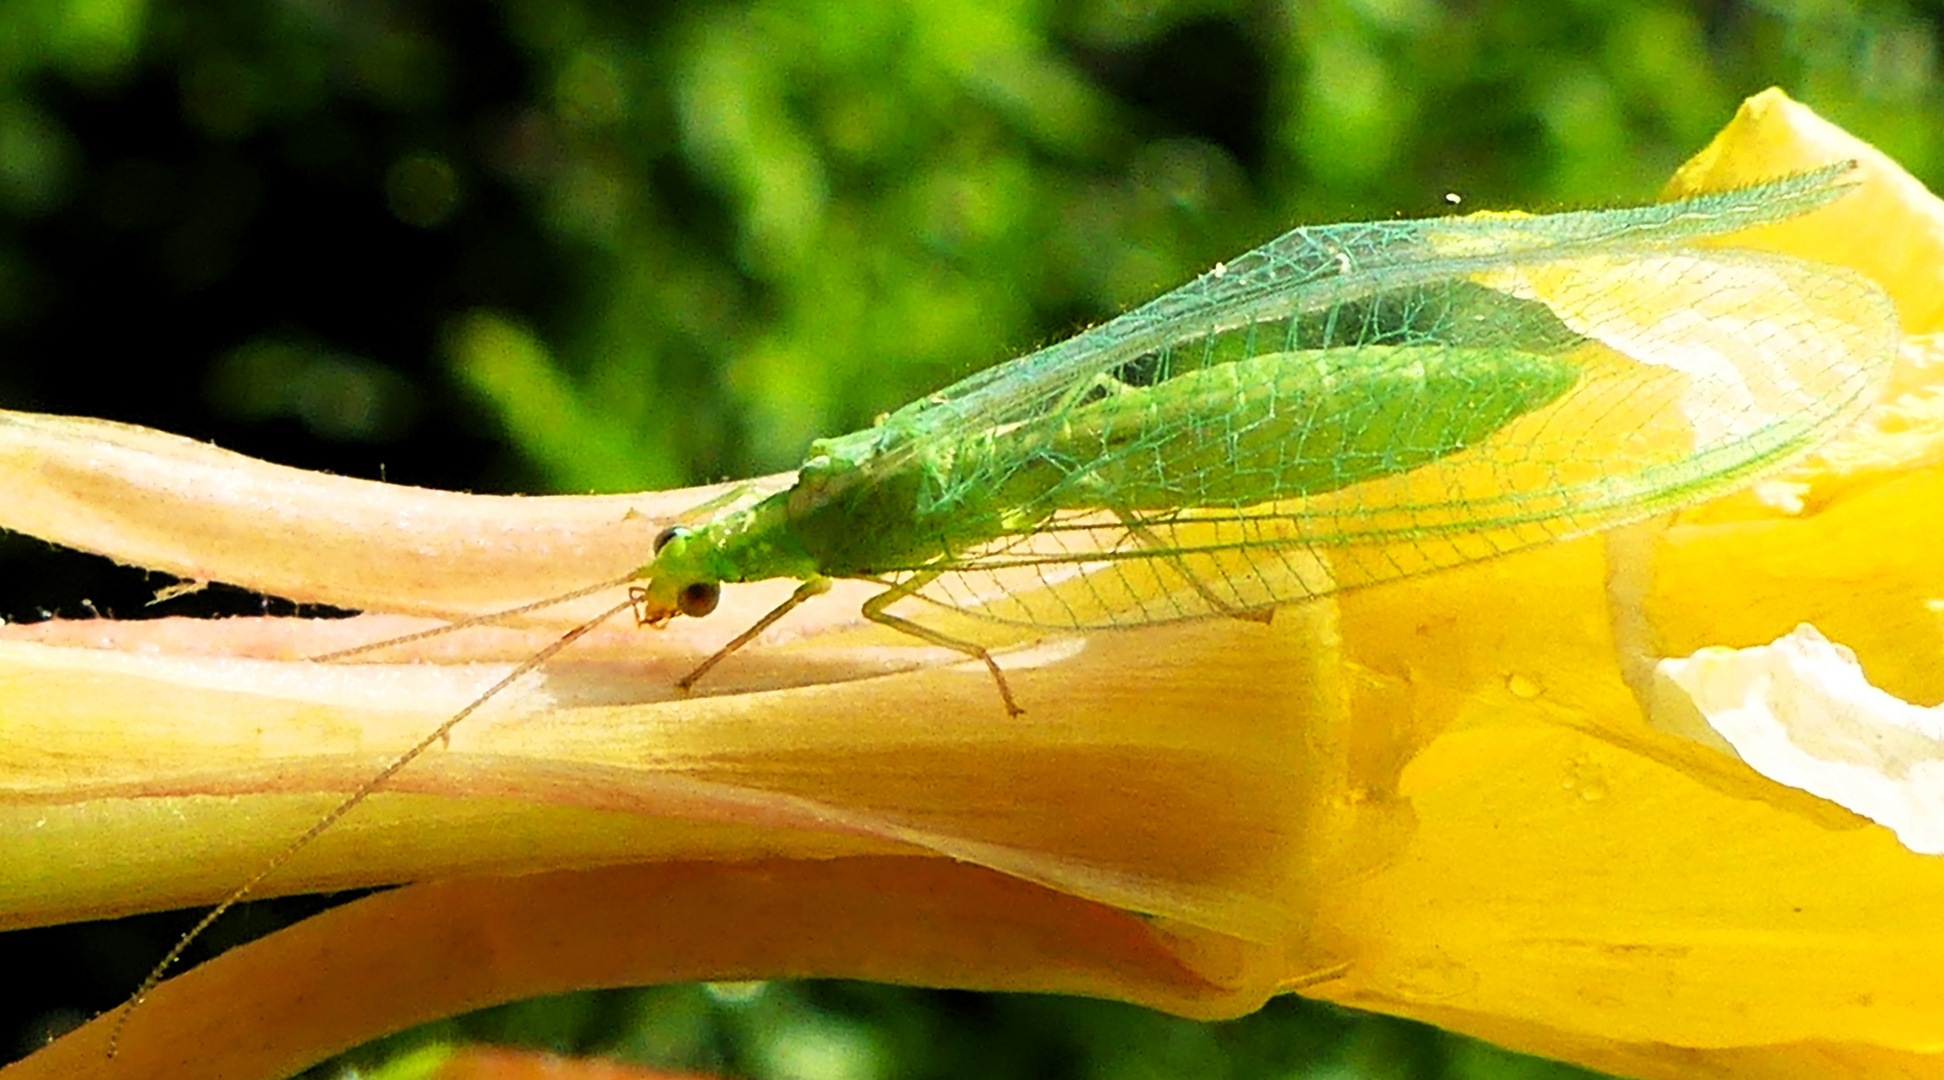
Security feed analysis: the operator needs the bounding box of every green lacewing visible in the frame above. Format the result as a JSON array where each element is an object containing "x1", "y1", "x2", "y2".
[
  {"x1": 114, "y1": 162, "x2": 1898, "y2": 1045},
  {"x1": 630, "y1": 161, "x2": 1895, "y2": 713}
]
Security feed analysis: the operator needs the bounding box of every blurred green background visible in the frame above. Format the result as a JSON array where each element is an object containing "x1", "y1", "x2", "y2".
[{"x1": 2, "y1": 0, "x2": 1939, "y2": 1076}]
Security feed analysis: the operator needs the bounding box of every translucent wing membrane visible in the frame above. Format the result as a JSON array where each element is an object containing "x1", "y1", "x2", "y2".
[
  {"x1": 842, "y1": 170, "x2": 1897, "y2": 630},
  {"x1": 874, "y1": 163, "x2": 1861, "y2": 446}
]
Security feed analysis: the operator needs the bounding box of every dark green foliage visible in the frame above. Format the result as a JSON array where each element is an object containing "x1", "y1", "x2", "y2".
[{"x1": 304, "y1": 983, "x2": 1618, "y2": 1080}]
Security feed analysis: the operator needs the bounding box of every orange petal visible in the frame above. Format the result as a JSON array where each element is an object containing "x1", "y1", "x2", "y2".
[{"x1": 14, "y1": 859, "x2": 1262, "y2": 1080}]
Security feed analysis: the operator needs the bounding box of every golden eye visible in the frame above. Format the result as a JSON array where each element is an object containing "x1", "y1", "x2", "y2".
[
  {"x1": 677, "y1": 581, "x2": 720, "y2": 617},
  {"x1": 653, "y1": 525, "x2": 690, "y2": 554}
]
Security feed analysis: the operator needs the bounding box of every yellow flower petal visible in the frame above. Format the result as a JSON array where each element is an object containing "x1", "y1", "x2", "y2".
[
  {"x1": 1289, "y1": 91, "x2": 1944, "y2": 1075},
  {"x1": 1667, "y1": 88, "x2": 1944, "y2": 334}
]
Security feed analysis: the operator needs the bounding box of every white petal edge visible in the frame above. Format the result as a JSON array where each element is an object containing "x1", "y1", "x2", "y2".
[{"x1": 1655, "y1": 623, "x2": 1944, "y2": 855}]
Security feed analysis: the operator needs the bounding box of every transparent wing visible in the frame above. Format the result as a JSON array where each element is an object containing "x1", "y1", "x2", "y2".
[
  {"x1": 861, "y1": 163, "x2": 1861, "y2": 457},
  {"x1": 888, "y1": 241, "x2": 1896, "y2": 630}
]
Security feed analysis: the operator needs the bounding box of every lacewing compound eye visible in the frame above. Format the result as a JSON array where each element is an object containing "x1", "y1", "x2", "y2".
[{"x1": 678, "y1": 581, "x2": 721, "y2": 617}]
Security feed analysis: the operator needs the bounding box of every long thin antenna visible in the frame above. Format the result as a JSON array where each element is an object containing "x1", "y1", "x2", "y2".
[
  {"x1": 106, "y1": 595, "x2": 641, "y2": 1058},
  {"x1": 309, "y1": 572, "x2": 643, "y2": 662}
]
